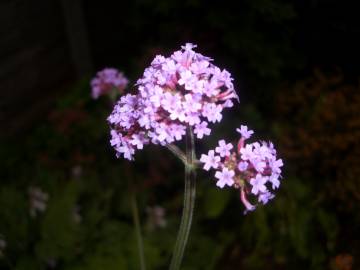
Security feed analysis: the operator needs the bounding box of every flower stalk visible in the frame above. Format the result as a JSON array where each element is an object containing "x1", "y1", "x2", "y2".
[
  {"x1": 166, "y1": 144, "x2": 187, "y2": 165},
  {"x1": 169, "y1": 126, "x2": 197, "y2": 270},
  {"x1": 130, "y1": 190, "x2": 146, "y2": 270}
]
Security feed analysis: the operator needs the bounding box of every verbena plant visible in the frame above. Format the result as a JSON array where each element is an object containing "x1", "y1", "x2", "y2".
[{"x1": 93, "y1": 43, "x2": 283, "y2": 270}]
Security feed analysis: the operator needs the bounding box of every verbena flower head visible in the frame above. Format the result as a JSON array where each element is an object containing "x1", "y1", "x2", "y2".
[
  {"x1": 200, "y1": 125, "x2": 283, "y2": 213},
  {"x1": 91, "y1": 68, "x2": 129, "y2": 99},
  {"x1": 108, "y1": 43, "x2": 238, "y2": 160}
]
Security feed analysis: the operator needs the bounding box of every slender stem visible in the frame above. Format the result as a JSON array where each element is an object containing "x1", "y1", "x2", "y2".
[
  {"x1": 169, "y1": 126, "x2": 196, "y2": 270},
  {"x1": 130, "y1": 191, "x2": 146, "y2": 270},
  {"x1": 166, "y1": 144, "x2": 187, "y2": 165}
]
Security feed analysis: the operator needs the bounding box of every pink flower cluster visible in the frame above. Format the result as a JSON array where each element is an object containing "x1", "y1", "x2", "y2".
[
  {"x1": 108, "y1": 43, "x2": 238, "y2": 160},
  {"x1": 200, "y1": 125, "x2": 283, "y2": 212},
  {"x1": 91, "y1": 68, "x2": 129, "y2": 99}
]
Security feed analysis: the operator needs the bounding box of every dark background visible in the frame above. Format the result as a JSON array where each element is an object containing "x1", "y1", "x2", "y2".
[{"x1": 1, "y1": 0, "x2": 359, "y2": 269}]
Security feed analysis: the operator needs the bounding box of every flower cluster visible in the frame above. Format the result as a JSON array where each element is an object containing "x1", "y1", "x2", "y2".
[
  {"x1": 200, "y1": 125, "x2": 283, "y2": 212},
  {"x1": 108, "y1": 43, "x2": 238, "y2": 160},
  {"x1": 146, "y1": 206, "x2": 167, "y2": 231},
  {"x1": 91, "y1": 68, "x2": 129, "y2": 99},
  {"x1": 28, "y1": 186, "x2": 49, "y2": 218}
]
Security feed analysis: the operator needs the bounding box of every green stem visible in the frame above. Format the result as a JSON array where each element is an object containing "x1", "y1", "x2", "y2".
[
  {"x1": 130, "y1": 191, "x2": 146, "y2": 270},
  {"x1": 166, "y1": 144, "x2": 187, "y2": 165},
  {"x1": 169, "y1": 126, "x2": 196, "y2": 270}
]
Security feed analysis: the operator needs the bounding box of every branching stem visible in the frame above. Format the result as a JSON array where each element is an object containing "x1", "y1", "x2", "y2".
[{"x1": 169, "y1": 126, "x2": 197, "y2": 270}]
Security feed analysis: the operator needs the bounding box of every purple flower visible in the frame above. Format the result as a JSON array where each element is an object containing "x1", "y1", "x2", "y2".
[
  {"x1": 194, "y1": 122, "x2": 211, "y2": 139},
  {"x1": 215, "y1": 140, "x2": 233, "y2": 157},
  {"x1": 204, "y1": 79, "x2": 220, "y2": 97},
  {"x1": 186, "y1": 112, "x2": 201, "y2": 126},
  {"x1": 178, "y1": 70, "x2": 196, "y2": 90},
  {"x1": 183, "y1": 94, "x2": 201, "y2": 112},
  {"x1": 251, "y1": 159, "x2": 266, "y2": 173},
  {"x1": 236, "y1": 125, "x2": 254, "y2": 139},
  {"x1": 199, "y1": 126, "x2": 283, "y2": 212},
  {"x1": 169, "y1": 107, "x2": 187, "y2": 122},
  {"x1": 238, "y1": 161, "x2": 248, "y2": 171},
  {"x1": 240, "y1": 144, "x2": 254, "y2": 160},
  {"x1": 91, "y1": 68, "x2": 128, "y2": 99},
  {"x1": 202, "y1": 103, "x2": 223, "y2": 123},
  {"x1": 190, "y1": 60, "x2": 209, "y2": 74},
  {"x1": 181, "y1": 43, "x2": 197, "y2": 50},
  {"x1": 155, "y1": 124, "x2": 170, "y2": 143},
  {"x1": 108, "y1": 43, "x2": 238, "y2": 160},
  {"x1": 258, "y1": 191, "x2": 275, "y2": 204},
  {"x1": 152, "y1": 55, "x2": 166, "y2": 65},
  {"x1": 268, "y1": 173, "x2": 281, "y2": 189},
  {"x1": 162, "y1": 59, "x2": 177, "y2": 74},
  {"x1": 215, "y1": 168, "x2": 235, "y2": 188},
  {"x1": 130, "y1": 133, "x2": 148, "y2": 150},
  {"x1": 250, "y1": 174, "x2": 268, "y2": 195},
  {"x1": 117, "y1": 144, "x2": 135, "y2": 160},
  {"x1": 200, "y1": 150, "x2": 220, "y2": 171},
  {"x1": 170, "y1": 124, "x2": 186, "y2": 141},
  {"x1": 270, "y1": 158, "x2": 283, "y2": 174},
  {"x1": 149, "y1": 86, "x2": 163, "y2": 107},
  {"x1": 162, "y1": 92, "x2": 181, "y2": 111},
  {"x1": 253, "y1": 143, "x2": 273, "y2": 160}
]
